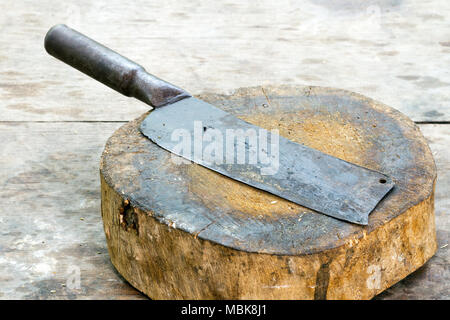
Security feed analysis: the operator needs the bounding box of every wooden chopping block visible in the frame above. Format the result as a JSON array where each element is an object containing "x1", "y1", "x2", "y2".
[{"x1": 100, "y1": 85, "x2": 437, "y2": 300}]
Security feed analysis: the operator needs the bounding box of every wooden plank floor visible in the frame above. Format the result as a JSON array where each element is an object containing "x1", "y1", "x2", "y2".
[{"x1": 0, "y1": 0, "x2": 448, "y2": 299}]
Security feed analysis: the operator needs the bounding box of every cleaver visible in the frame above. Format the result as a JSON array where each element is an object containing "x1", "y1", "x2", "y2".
[{"x1": 45, "y1": 24, "x2": 394, "y2": 225}]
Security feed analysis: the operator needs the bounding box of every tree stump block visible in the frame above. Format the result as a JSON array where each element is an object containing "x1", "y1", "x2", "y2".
[{"x1": 100, "y1": 85, "x2": 437, "y2": 300}]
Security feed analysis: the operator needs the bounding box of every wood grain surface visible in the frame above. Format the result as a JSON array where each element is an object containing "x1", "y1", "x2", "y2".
[
  {"x1": 1, "y1": 0, "x2": 450, "y2": 122},
  {"x1": 0, "y1": 0, "x2": 448, "y2": 299}
]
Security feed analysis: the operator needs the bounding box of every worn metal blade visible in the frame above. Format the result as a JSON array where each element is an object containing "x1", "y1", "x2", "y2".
[{"x1": 140, "y1": 97, "x2": 394, "y2": 225}]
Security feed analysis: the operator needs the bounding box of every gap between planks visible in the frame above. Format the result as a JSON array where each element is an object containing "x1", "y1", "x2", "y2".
[{"x1": 0, "y1": 121, "x2": 449, "y2": 124}]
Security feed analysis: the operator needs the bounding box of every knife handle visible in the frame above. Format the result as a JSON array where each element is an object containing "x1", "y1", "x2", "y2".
[{"x1": 44, "y1": 24, "x2": 190, "y2": 108}]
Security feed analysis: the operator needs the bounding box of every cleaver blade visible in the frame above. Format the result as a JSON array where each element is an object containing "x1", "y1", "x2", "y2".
[
  {"x1": 45, "y1": 24, "x2": 394, "y2": 225},
  {"x1": 140, "y1": 97, "x2": 394, "y2": 225}
]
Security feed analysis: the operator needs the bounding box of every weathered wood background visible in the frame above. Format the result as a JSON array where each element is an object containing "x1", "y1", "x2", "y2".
[{"x1": 0, "y1": 0, "x2": 448, "y2": 299}]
